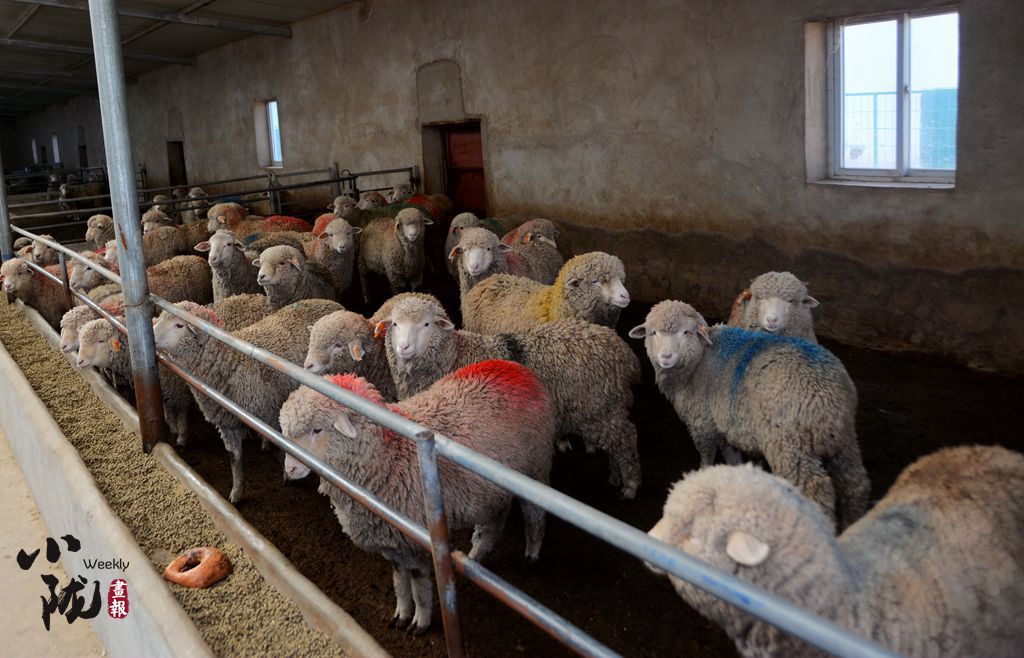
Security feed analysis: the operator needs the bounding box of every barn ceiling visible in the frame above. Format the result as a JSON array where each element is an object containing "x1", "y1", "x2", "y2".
[{"x1": 0, "y1": 0, "x2": 354, "y2": 118}]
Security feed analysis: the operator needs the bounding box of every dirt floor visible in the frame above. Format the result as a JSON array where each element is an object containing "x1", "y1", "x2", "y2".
[{"x1": 166, "y1": 290, "x2": 1024, "y2": 658}]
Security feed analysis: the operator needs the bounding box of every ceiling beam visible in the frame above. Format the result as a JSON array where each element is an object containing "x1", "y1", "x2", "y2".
[
  {"x1": 9, "y1": 0, "x2": 292, "y2": 38},
  {"x1": 0, "y1": 81, "x2": 91, "y2": 94},
  {"x1": 0, "y1": 37, "x2": 194, "y2": 65},
  {"x1": 0, "y1": 67, "x2": 77, "y2": 78},
  {"x1": 5, "y1": 4, "x2": 41, "y2": 38}
]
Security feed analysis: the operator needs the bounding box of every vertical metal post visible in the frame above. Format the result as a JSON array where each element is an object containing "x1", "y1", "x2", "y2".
[
  {"x1": 328, "y1": 162, "x2": 341, "y2": 200},
  {"x1": 0, "y1": 147, "x2": 13, "y2": 263},
  {"x1": 410, "y1": 165, "x2": 421, "y2": 191},
  {"x1": 88, "y1": 0, "x2": 166, "y2": 452},
  {"x1": 267, "y1": 172, "x2": 281, "y2": 214},
  {"x1": 57, "y1": 251, "x2": 73, "y2": 312},
  {"x1": 414, "y1": 431, "x2": 465, "y2": 658}
]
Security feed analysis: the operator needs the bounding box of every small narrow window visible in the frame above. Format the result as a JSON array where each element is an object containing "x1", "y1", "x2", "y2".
[
  {"x1": 830, "y1": 9, "x2": 958, "y2": 182},
  {"x1": 31, "y1": 138, "x2": 38, "y2": 164},
  {"x1": 254, "y1": 99, "x2": 283, "y2": 168},
  {"x1": 51, "y1": 133, "x2": 61, "y2": 164}
]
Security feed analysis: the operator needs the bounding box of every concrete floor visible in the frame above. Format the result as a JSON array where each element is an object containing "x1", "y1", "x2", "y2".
[{"x1": 0, "y1": 426, "x2": 105, "y2": 658}]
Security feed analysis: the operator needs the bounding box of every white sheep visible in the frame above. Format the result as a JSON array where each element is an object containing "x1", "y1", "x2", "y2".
[
  {"x1": 381, "y1": 295, "x2": 642, "y2": 497},
  {"x1": 153, "y1": 299, "x2": 343, "y2": 502},
  {"x1": 462, "y1": 251, "x2": 630, "y2": 334},
  {"x1": 58, "y1": 295, "x2": 125, "y2": 356},
  {"x1": 629, "y1": 300, "x2": 868, "y2": 528},
  {"x1": 727, "y1": 271, "x2": 820, "y2": 343},
  {"x1": 357, "y1": 207, "x2": 433, "y2": 303},
  {"x1": 31, "y1": 234, "x2": 59, "y2": 266},
  {"x1": 444, "y1": 212, "x2": 482, "y2": 275},
  {"x1": 279, "y1": 359, "x2": 556, "y2": 633},
  {"x1": 1, "y1": 260, "x2": 67, "y2": 328},
  {"x1": 357, "y1": 191, "x2": 387, "y2": 210},
  {"x1": 303, "y1": 218, "x2": 361, "y2": 296},
  {"x1": 648, "y1": 445, "x2": 1024, "y2": 658},
  {"x1": 387, "y1": 181, "x2": 416, "y2": 204},
  {"x1": 194, "y1": 229, "x2": 262, "y2": 301},
  {"x1": 253, "y1": 245, "x2": 335, "y2": 309}
]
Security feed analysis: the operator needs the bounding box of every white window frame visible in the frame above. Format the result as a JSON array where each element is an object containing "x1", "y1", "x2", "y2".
[
  {"x1": 51, "y1": 133, "x2": 61, "y2": 164},
  {"x1": 254, "y1": 99, "x2": 283, "y2": 169},
  {"x1": 827, "y1": 7, "x2": 958, "y2": 184},
  {"x1": 31, "y1": 138, "x2": 38, "y2": 164}
]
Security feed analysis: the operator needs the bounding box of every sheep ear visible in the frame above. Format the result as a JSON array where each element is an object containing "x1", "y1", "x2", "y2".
[
  {"x1": 566, "y1": 277, "x2": 581, "y2": 289},
  {"x1": 349, "y1": 339, "x2": 365, "y2": 362},
  {"x1": 435, "y1": 317, "x2": 455, "y2": 331},
  {"x1": 422, "y1": 216, "x2": 434, "y2": 225},
  {"x1": 698, "y1": 325, "x2": 713, "y2": 346},
  {"x1": 498, "y1": 243, "x2": 514, "y2": 254},
  {"x1": 251, "y1": 258, "x2": 261, "y2": 267},
  {"x1": 326, "y1": 203, "x2": 333, "y2": 210},
  {"x1": 725, "y1": 531, "x2": 770, "y2": 567},
  {"x1": 332, "y1": 412, "x2": 359, "y2": 438},
  {"x1": 289, "y1": 257, "x2": 303, "y2": 271},
  {"x1": 627, "y1": 324, "x2": 648, "y2": 339},
  {"x1": 351, "y1": 226, "x2": 363, "y2": 235},
  {"x1": 522, "y1": 233, "x2": 532, "y2": 243},
  {"x1": 373, "y1": 319, "x2": 391, "y2": 339},
  {"x1": 448, "y1": 246, "x2": 461, "y2": 264},
  {"x1": 802, "y1": 295, "x2": 820, "y2": 308},
  {"x1": 194, "y1": 241, "x2": 210, "y2": 252}
]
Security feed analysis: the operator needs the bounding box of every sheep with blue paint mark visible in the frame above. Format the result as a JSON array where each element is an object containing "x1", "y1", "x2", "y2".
[
  {"x1": 727, "y1": 271, "x2": 820, "y2": 343},
  {"x1": 629, "y1": 300, "x2": 868, "y2": 529}
]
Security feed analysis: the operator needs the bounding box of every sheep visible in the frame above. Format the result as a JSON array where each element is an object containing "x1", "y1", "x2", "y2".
[
  {"x1": 500, "y1": 218, "x2": 564, "y2": 284},
  {"x1": 137, "y1": 225, "x2": 183, "y2": 266},
  {"x1": 501, "y1": 218, "x2": 558, "y2": 246},
  {"x1": 0, "y1": 259, "x2": 67, "y2": 327},
  {"x1": 380, "y1": 295, "x2": 642, "y2": 497},
  {"x1": 302, "y1": 293, "x2": 441, "y2": 400},
  {"x1": 181, "y1": 187, "x2": 210, "y2": 225},
  {"x1": 58, "y1": 295, "x2": 125, "y2": 355},
  {"x1": 628, "y1": 300, "x2": 868, "y2": 528},
  {"x1": 12, "y1": 236, "x2": 32, "y2": 252},
  {"x1": 153, "y1": 298, "x2": 343, "y2": 501},
  {"x1": 69, "y1": 249, "x2": 119, "y2": 293},
  {"x1": 450, "y1": 227, "x2": 564, "y2": 298},
  {"x1": 387, "y1": 181, "x2": 416, "y2": 204},
  {"x1": 71, "y1": 251, "x2": 213, "y2": 304},
  {"x1": 193, "y1": 230, "x2": 261, "y2": 302},
  {"x1": 84, "y1": 214, "x2": 115, "y2": 250},
  {"x1": 58, "y1": 180, "x2": 108, "y2": 221},
  {"x1": 254, "y1": 245, "x2": 335, "y2": 309},
  {"x1": 279, "y1": 359, "x2": 556, "y2": 632},
  {"x1": 141, "y1": 207, "x2": 176, "y2": 232},
  {"x1": 357, "y1": 191, "x2": 387, "y2": 210},
  {"x1": 205, "y1": 202, "x2": 248, "y2": 234},
  {"x1": 357, "y1": 207, "x2": 433, "y2": 303},
  {"x1": 647, "y1": 445, "x2": 1024, "y2": 658},
  {"x1": 142, "y1": 213, "x2": 209, "y2": 256},
  {"x1": 444, "y1": 212, "x2": 482, "y2": 275},
  {"x1": 29, "y1": 234, "x2": 60, "y2": 266},
  {"x1": 462, "y1": 252, "x2": 630, "y2": 334},
  {"x1": 303, "y1": 218, "x2": 360, "y2": 296},
  {"x1": 206, "y1": 203, "x2": 313, "y2": 237},
  {"x1": 727, "y1": 271, "x2": 820, "y2": 343},
  {"x1": 86, "y1": 282, "x2": 122, "y2": 304},
  {"x1": 209, "y1": 293, "x2": 275, "y2": 331},
  {"x1": 76, "y1": 316, "x2": 193, "y2": 446}
]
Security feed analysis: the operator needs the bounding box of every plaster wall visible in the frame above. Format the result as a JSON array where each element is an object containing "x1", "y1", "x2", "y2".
[
  {"x1": 13, "y1": 96, "x2": 105, "y2": 173},
  {"x1": 11, "y1": 0, "x2": 1024, "y2": 371}
]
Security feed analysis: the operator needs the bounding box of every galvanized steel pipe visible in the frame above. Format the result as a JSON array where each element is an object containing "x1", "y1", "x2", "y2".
[
  {"x1": 88, "y1": 0, "x2": 166, "y2": 452},
  {"x1": 0, "y1": 148, "x2": 13, "y2": 263}
]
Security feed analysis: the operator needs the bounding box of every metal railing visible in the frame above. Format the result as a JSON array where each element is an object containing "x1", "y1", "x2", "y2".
[{"x1": 3, "y1": 225, "x2": 903, "y2": 658}]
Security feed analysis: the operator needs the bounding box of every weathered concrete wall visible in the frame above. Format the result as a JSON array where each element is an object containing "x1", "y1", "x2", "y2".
[
  {"x1": 11, "y1": 0, "x2": 1024, "y2": 372},
  {"x1": 0, "y1": 118, "x2": 21, "y2": 166},
  {"x1": 13, "y1": 96, "x2": 105, "y2": 173}
]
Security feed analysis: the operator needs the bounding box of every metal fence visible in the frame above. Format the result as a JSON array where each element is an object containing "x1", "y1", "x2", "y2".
[
  {"x1": 842, "y1": 88, "x2": 957, "y2": 170},
  {"x1": 0, "y1": 3, "x2": 905, "y2": 658}
]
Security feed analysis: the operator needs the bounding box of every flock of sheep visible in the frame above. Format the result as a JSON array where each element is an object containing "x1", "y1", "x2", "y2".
[{"x1": 1, "y1": 180, "x2": 1021, "y2": 657}]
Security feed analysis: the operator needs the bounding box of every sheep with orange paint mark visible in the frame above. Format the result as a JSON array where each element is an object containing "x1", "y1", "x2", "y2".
[
  {"x1": 380, "y1": 295, "x2": 642, "y2": 498},
  {"x1": 58, "y1": 294, "x2": 125, "y2": 356},
  {"x1": 279, "y1": 359, "x2": 556, "y2": 634}
]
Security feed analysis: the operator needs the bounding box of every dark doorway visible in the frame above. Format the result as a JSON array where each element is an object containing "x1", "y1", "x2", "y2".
[
  {"x1": 38, "y1": 145, "x2": 47, "y2": 164},
  {"x1": 440, "y1": 122, "x2": 485, "y2": 216},
  {"x1": 78, "y1": 145, "x2": 88, "y2": 169},
  {"x1": 167, "y1": 141, "x2": 187, "y2": 187}
]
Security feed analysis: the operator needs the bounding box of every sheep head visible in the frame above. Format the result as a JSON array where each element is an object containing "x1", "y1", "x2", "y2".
[
  {"x1": 76, "y1": 317, "x2": 122, "y2": 369},
  {"x1": 629, "y1": 300, "x2": 712, "y2": 371},
  {"x1": 378, "y1": 296, "x2": 453, "y2": 364},
  {"x1": 253, "y1": 245, "x2": 305, "y2": 288},
  {"x1": 394, "y1": 207, "x2": 432, "y2": 245},
  {"x1": 323, "y1": 218, "x2": 361, "y2": 255},
  {"x1": 305, "y1": 310, "x2": 374, "y2": 375},
  {"x1": 557, "y1": 252, "x2": 629, "y2": 325},
  {"x1": 747, "y1": 271, "x2": 819, "y2": 335},
  {"x1": 450, "y1": 227, "x2": 511, "y2": 277}
]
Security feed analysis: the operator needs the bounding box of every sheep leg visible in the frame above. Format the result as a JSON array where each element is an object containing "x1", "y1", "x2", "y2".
[
  {"x1": 358, "y1": 258, "x2": 371, "y2": 304},
  {"x1": 555, "y1": 435, "x2": 572, "y2": 452},
  {"x1": 408, "y1": 568, "x2": 434, "y2": 636},
  {"x1": 825, "y1": 439, "x2": 871, "y2": 530},
  {"x1": 169, "y1": 403, "x2": 189, "y2": 447},
  {"x1": 385, "y1": 270, "x2": 407, "y2": 296},
  {"x1": 584, "y1": 417, "x2": 642, "y2": 499},
  {"x1": 765, "y1": 439, "x2": 836, "y2": 525},
  {"x1": 520, "y1": 499, "x2": 547, "y2": 564},
  {"x1": 722, "y1": 444, "x2": 744, "y2": 465},
  {"x1": 469, "y1": 504, "x2": 511, "y2": 563},
  {"x1": 688, "y1": 423, "x2": 724, "y2": 468},
  {"x1": 389, "y1": 566, "x2": 414, "y2": 630},
  {"x1": 220, "y1": 428, "x2": 246, "y2": 504}
]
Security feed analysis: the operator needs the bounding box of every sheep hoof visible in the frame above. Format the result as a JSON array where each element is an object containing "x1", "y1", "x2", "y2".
[
  {"x1": 408, "y1": 621, "x2": 430, "y2": 637},
  {"x1": 176, "y1": 435, "x2": 188, "y2": 447},
  {"x1": 389, "y1": 614, "x2": 411, "y2": 630},
  {"x1": 555, "y1": 438, "x2": 572, "y2": 452},
  {"x1": 228, "y1": 489, "x2": 243, "y2": 504},
  {"x1": 619, "y1": 483, "x2": 639, "y2": 500}
]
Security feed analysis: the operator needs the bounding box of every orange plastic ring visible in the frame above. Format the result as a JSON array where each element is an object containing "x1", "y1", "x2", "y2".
[{"x1": 163, "y1": 547, "x2": 232, "y2": 589}]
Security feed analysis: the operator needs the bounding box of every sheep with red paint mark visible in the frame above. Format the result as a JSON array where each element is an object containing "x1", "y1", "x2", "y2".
[
  {"x1": 153, "y1": 298, "x2": 343, "y2": 501},
  {"x1": 387, "y1": 181, "x2": 416, "y2": 204},
  {"x1": 629, "y1": 300, "x2": 868, "y2": 529},
  {"x1": 303, "y1": 292, "x2": 441, "y2": 401},
  {"x1": 30, "y1": 234, "x2": 59, "y2": 266},
  {"x1": 58, "y1": 294, "x2": 125, "y2": 356},
  {"x1": 381, "y1": 295, "x2": 642, "y2": 498},
  {"x1": 450, "y1": 226, "x2": 562, "y2": 300},
  {"x1": 279, "y1": 359, "x2": 556, "y2": 634},
  {"x1": 1, "y1": 259, "x2": 68, "y2": 328}
]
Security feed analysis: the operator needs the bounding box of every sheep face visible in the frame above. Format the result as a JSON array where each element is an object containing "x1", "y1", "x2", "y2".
[
  {"x1": 304, "y1": 311, "x2": 370, "y2": 375},
  {"x1": 449, "y1": 212, "x2": 480, "y2": 237},
  {"x1": 629, "y1": 301, "x2": 712, "y2": 371},
  {"x1": 388, "y1": 182, "x2": 415, "y2": 203},
  {"x1": 85, "y1": 215, "x2": 112, "y2": 244},
  {"x1": 560, "y1": 254, "x2": 630, "y2": 320},
  {"x1": 748, "y1": 272, "x2": 819, "y2": 335},
  {"x1": 151, "y1": 194, "x2": 171, "y2": 212},
  {"x1": 384, "y1": 300, "x2": 453, "y2": 362},
  {"x1": 70, "y1": 256, "x2": 106, "y2": 291},
  {"x1": 76, "y1": 320, "x2": 120, "y2": 369},
  {"x1": 0, "y1": 258, "x2": 33, "y2": 295},
  {"x1": 330, "y1": 195, "x2": 358, "y2": 219},
  {"x1": 254, "y1": 245, "x2": 304, "y2": 287},
  {"x1": 323, "y1": 218, "x2": 361, "y2": 254},
  {"x1": 395, "y1": 208, "x2": 432, "y2": 244},
  {"x1": 32, "y1": 236, "x2": 57, "y2": 265},
  {"x1": 452, "y1": 228, "x2": 510, "y2": 277},
  {"x1": 357, "y1": 192, "x2": 386, "y2": 210},
  {"x1": 58, "y1": 183, "x2": 71, "y2": 199},
  {"x1": 152, "y1": 312, "x2": 194, "y2": 354},
  {"x1": 196, "y1": 230, "x2": 244, "y2": 268},
  {"x1": 59, "y1": 307, "x2": 93, "y2": 354}
]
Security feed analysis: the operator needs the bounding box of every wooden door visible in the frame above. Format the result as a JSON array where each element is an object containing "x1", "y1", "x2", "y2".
[
  {"x1": 442, "y1": 122, "x2": 485, "y2": 216},
  {"x1": 166, "y1": 141, "x2": 187, "y2": 187}
]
